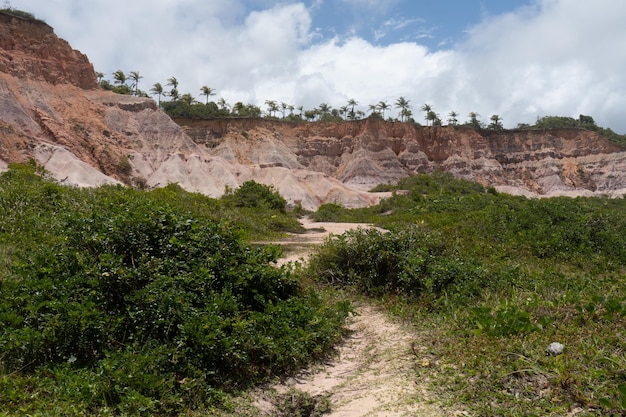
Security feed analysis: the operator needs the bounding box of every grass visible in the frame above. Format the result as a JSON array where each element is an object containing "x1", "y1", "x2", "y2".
[{"x1": 305, "y1": 172, "x2": 626, "y2": 416}]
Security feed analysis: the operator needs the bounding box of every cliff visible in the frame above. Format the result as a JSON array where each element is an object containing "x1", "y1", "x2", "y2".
[
  {"x1": 178, "y1": 118, "x2": 626, "y2": 198},
  {"x1": 1, "y1": 14, "x2": 626, "y2": 210}
]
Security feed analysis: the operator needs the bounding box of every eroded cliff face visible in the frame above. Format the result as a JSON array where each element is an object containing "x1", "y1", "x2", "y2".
[
  {"x1": 1, "y1": 14, "x2": 626, "y2": 210},
  {"x1": 178, "y1": 118, "x2": 626, "y2": 198},
  {"x1": 0, "y1": 14, "x2": 384, "y2": 209},
  {"x1": 0, "y1": 12, "x2": 97, "y2": 89}
]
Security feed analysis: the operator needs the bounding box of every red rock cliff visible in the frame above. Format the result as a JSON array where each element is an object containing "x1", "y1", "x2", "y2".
[{"x1": 0, "y1": 11, "x2": 97, "y2": 89}]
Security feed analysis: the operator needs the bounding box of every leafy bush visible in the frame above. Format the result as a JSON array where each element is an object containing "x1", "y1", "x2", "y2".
[
  {"x1": 0, "y1": 165, "x2": 350, "y2": 415},
  {"x1": 224, "y1": 180, "x2": 287, "y2": 212},
  {"x1": 305, "y1": 226, "x2": 486, "y2": 299}
]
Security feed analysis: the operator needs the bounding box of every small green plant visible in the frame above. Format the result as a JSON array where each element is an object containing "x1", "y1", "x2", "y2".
[{"x1": 272, "y1": 389, "x2": 332, "y2": 417}]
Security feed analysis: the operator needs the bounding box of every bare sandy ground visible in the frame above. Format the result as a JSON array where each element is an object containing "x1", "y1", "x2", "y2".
[{"x1": 254, "y1": 218, "x2": 454, "y2": 416}]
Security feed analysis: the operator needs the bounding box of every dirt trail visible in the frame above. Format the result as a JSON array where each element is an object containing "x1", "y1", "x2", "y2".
[{"x1": 256, "y1": 218, "x2": 452, "y2": 416}]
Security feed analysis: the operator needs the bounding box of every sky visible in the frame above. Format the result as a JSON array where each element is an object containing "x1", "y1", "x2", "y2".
[{"x1": 11, "y1": 0, "x2": 626, "y2": 132}]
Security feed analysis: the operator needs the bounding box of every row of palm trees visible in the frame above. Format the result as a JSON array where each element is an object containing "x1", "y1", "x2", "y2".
[{"x1": 97, "y1": 70, "x2": 504, "y2": 129}]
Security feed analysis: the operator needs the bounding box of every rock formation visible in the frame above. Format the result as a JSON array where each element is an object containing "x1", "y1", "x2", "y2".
[
  {"x1": 1, "y1": 12, "x2": 626, "y2": 210},
  {"x1": 180, "y1": 118, "x2": 626, "y2": 198}
]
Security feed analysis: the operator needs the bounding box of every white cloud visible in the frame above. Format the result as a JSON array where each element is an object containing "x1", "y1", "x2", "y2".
[{"x1": 12, "y1": 0, "x2": 626, "y2": 131}]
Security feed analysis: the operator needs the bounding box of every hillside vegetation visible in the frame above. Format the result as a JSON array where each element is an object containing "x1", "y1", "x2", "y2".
[
  {"x1": 0, "y1": 163, "x2": 349, "y2": 416},
  {"x1": 308, "y1": 173, "x2": 626, "y2": 416},
  {"x1": 1, "y1": 163, "x2": 625, "y2": 416}
]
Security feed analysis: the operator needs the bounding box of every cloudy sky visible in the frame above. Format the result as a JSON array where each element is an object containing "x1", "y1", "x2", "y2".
[{"x1": 13, "y1": 0, "x2": 626, "y2": 132}]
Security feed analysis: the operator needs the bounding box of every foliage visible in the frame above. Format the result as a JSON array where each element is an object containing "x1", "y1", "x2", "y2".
[
  {"x1": 307, "y1": 172, "x2": 626, "y2": 416},
  {"x1": 519, "y1": 115, "x2": 626, "y2": 146},
  {"x1": 0, "y1": 164, "x2": 350, "y2": 415},
  {"x1": 0, "y1": 6, "x2": 45, "y2": 23},
  {"x1": 223, "y1": 180, "x2": 287, "y2": 213}
]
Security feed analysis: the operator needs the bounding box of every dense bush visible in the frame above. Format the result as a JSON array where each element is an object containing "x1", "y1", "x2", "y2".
[
  {"x1": 0, "y1": 165, "x2": 350, "y2": 415},
  {"x1": 223, "y1": 180, "x2": 287, "y2": 213},
  {"x1": 305, "y1": 226, "x2": 487, "y2": 298}
]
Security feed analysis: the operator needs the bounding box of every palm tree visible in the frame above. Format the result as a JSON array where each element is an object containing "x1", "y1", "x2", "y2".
[
  {"x1": 489, "y1": 114, "x2": 503, "y2": 130},
  {"x1": 180, "y1": 93, "x2": 195, "y2": 105},
  {"x1": 339, "y1": 105, "x2": 349, "y2": 120},
  {"x1": 421, "y1": 103, "x2": 433, "y2": 125},
  {"x1": 217, "y1": 97, "x2": 230, "y2": 112},
  {"x1": 280, "y1": 102, "x2": 289, "y2": 118},
  {"x1": 232, "y1": 101, "x2": 245, "y2": 115},
  {"x1": 128, "y1": 71, "x2": 143, "y2": 95},
  {"x1": 395, "y1": 96, "x2": 411, "y2": 122},
  {"x1": 113, "y1": 70, "x2": 127, "y2": 86},
  {"x1": 317, "y1": 103, "x2": 332, "y2": 119},
  {"x1": 347, "y1": 98, "x2": 358, "y2": 120},
  {"x1": 426, "y1": 110, "x2": 440, "y2": 126},
  {"x1": 377, "y1": 101, "x2": 390, "y2": 119},
  {"x1": 447, "y1": 111, "x2": 459, "y2": 126},
  {"x1": 468, "y1": 112, "x2": 481, "y2": 129},
  {"x1": 368, "y1": 104, "x2": 379, "y2": 116},
  {"x1": 264, "y1": 100, "x2": 279, "y2": 117},
  {"x1": 297, "y1": 105, "x2": 304, "y2": 118},
  {"x1": 150, "y1": 82, "x2": 164, "y2": 107},
  {"x1": 167, "y1": 76, "x2": 179, "y2": 101},
  {"x1": 96, "y1": 71, "x2": 104, "y2": 84},
  {"x1": 200, "y1": 86, "x2": 215, "y2": 105}
]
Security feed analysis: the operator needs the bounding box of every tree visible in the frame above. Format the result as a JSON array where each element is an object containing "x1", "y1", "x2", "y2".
[
  {"x1": 489, "y1": 114, "x2": 503, "y2": 130},
  {"x1": 264, "y1": 100, "x2": 279, "y2": 117},
  {"x1": 96, "y1": 71, "x2": 104, "y2": 84},
  {"x1": 166, "y1": 76, "x2": 179, "y2": 101},
  {"x1": 113, "y1": 70, "x2": 127, "y2": 86},
  {"x1": 217, "y1": 97, "x2": 230, "y2": 112},
  {"x1": 467, "y1": 112, "x2": 482, "y2": 129},
  {"x1": 421, "y1": 103, "x2": 433, "y2": 126},
  {"x1": 180, "y1": 93, "x2": 195, "y2": 106},
  {"x1": 280, "y1": 102, "x2": 289, "y2": 118},
  {"x1": 395, "y1": 96, "x2": 411, "y2": 122},
  {"x1": 128, "y1": 71, "x2": 143, "y2": 95},
  {"x1": 378, "y1": 101, "x2": 390, "y2": 119},
  {"x1": 150, "y1": 82, "x2": 164, "y2": 107},
  {"x1": 427, "y1": 110, "x2": 440, "y2": 126},
  {"x1": 317, "y1": 103, "x2": 331, "y2": 117},
  {"x1": 339, "y1": 105, "x2": 349, "y2": 120},
  {"x1": 347, "y1": 98, "x2": 358, "y2": 120},
  {"x1": 199, "y1": 86, "x2": 215, "y2": 105},
  {"x1": 447, "y1": 111, "x2": 459, "y2": 126}
]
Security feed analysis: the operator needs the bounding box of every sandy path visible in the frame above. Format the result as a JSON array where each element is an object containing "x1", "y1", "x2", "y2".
[{"x1": 256, "y1": 218, "x2": 451, "y2": 416}]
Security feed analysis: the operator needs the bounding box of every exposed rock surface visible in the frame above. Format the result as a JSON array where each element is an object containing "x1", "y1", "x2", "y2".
[
  {"x1": 1, "y1": 14, "x2": 626, "y2": 210},
  {"x1": 180, "y1": 118, "x2": 626, "y2": 198}
]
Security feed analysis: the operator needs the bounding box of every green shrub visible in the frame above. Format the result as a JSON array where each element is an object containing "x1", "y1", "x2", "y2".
[
  {"x1": 224, "y1": 180, "x2": 287, "y2": 213},
  {"x1": 0, "y1": 165, "x2": 350, "y2": 414},
  {"x1": 305, "y1": 226, "x2": 486, "y2": 299}
]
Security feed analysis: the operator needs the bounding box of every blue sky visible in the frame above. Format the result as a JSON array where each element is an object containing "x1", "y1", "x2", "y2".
[
  {"x1": 307, "y1": 0, "x2": 530, "y2": 49},
  {"x1": 12, "y1": 0, "x2": 626, "y2": 132}
]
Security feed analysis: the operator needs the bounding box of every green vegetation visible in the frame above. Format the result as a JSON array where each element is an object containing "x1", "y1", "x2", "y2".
[
  {"x1": 0, "y1": 5, "x2": 45, "y2": 23},
  {"x1": 306, "y1": 172, "x2": 626, "y2": 416},
  {"x1": 0, "y1": 163, "x2": 350, "y2": 415},
  {"x1": 518, "y1": 115, "x2": 626, "y2": 146}
]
